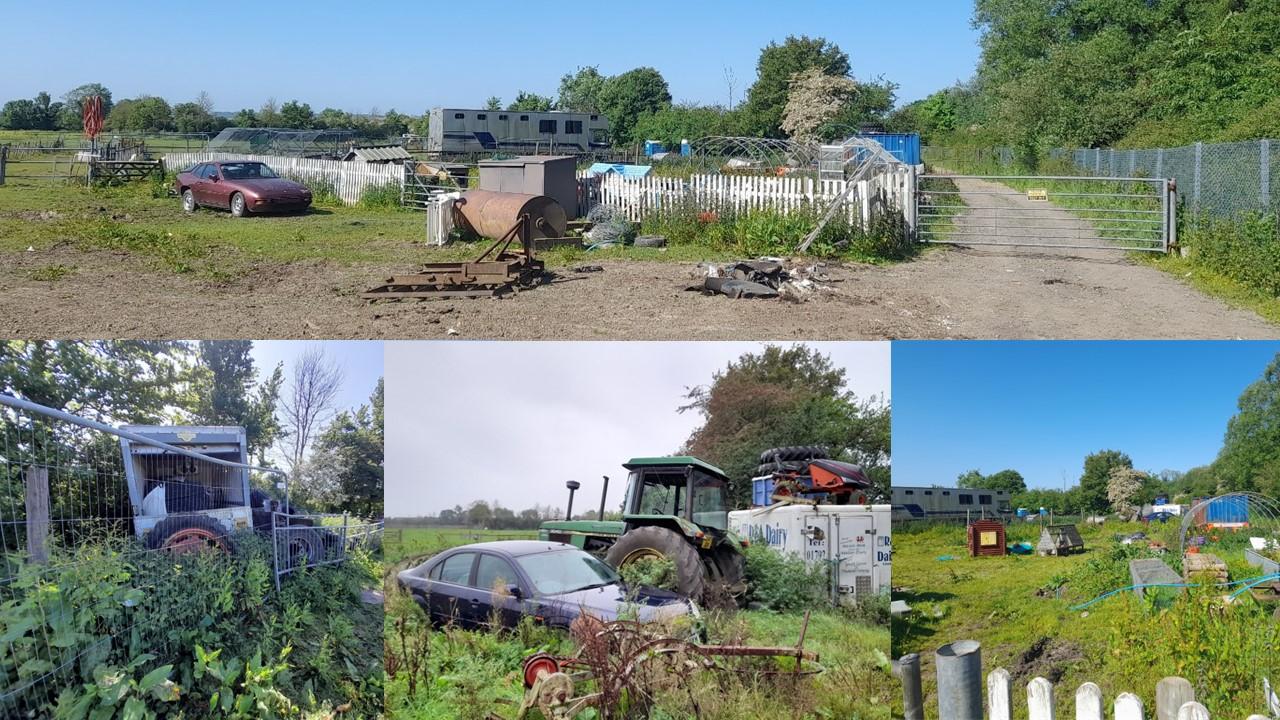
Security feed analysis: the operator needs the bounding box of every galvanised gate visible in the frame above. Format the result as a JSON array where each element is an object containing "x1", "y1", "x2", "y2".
[{"x1": 915, "y1": 174, "x2": 1176, "y2": 252}]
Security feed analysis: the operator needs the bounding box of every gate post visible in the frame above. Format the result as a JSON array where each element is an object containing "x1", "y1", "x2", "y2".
[
  {"x1": 25, "y1": 466, "x2": 50, "y2": 565},
  {"x1": 0, "y1": 145, "x2": 7, "y2": 186}
]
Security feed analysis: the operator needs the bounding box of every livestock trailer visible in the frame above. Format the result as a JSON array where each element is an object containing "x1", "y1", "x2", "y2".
[
  {"x1": 892, "y1": 485, "x2": 1012, "y2": 522},
  {"x1": 728, "y1": 503, "x2": 891, "y2": 601},
  {"x1": 119, "y1": 426, "x2": 253, "y2": 549},
  {"x1": 427, "y1": 108, "x2": 611, "y2": 155}
]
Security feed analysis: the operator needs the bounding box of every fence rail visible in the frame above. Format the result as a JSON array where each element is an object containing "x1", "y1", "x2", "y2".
[
  {"x1": 163, "y1": 151, "x2": 404, "y2": 205},
  {"x1": 897, "y1": 641, "x2": 1276, "y2": 720}
]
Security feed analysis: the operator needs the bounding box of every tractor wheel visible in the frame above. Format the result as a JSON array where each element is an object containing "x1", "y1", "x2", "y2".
[
  {"x1": 756, "y1": 460, "x2": 809, "y2": 476},
  {"x1": 758, "y1": 445, "x2": 829, "y2": 464},
  {"x1": 145, "y1": 515, "x2": 231, "y2": 554},
  {"x1": 282, "y1": 527, "x2": 325, "y2": 568},
  {"x1": 606, "y1": 526, "x2": 706, "y2": 601}
]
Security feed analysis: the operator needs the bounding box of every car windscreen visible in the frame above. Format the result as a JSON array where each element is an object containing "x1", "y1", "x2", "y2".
[
  {"x1": 220, "y1": 163, "x2": 279, "y2": 180},
  {"x1": 515, "y1": 549, "x2": 619, "y2": 595}
]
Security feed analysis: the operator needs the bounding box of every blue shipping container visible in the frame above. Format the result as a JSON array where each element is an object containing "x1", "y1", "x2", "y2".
[
  {"x1": 1206, "y1": 495, "x2": 1249, "y2": 524},
  {"x1": 856, "y1": 133, "x2": 922, "y2": 165},
  {"x1": 643, "y1": 140, "x2": 665, "y2": 157}
]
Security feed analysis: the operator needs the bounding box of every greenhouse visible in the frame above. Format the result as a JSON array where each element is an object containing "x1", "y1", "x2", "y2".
[{"x1": 203, "y1": 127, "x2": 360, "y2": 158}]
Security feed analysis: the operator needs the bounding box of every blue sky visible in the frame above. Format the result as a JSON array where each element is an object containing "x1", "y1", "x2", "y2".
[
  {"x1": 0, "y1": 1, "x2": 980, "y2": 113},
  {"x1": 250, "y1": 341, "x2": 382, "y2": 416},
  {"x1": 892, "y1": 341, "x2": 1280, "y2": 490}
]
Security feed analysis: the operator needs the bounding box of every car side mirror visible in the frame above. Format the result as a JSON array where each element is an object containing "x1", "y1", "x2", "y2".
[
  {"x1": 210, "y1": 176, "x2": 219, "y2": 182},
  {"x1": 506, "y1": 583, "x2": 522, "y2": 600}
]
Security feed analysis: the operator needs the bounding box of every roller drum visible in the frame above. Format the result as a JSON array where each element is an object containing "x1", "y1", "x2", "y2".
[{"x1": 456, "y1": 190, "x2": 567, "y2": 241}]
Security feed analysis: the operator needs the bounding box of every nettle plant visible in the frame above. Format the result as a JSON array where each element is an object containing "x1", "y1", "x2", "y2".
[
  {"x1": 193, "y1": 644, "x2": 299, "y2": 719},
  {"x1": 54, "y1": 653, "x2": 179, "y2": 720}
]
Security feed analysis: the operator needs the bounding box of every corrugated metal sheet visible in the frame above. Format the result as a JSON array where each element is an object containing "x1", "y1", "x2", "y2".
[
  {"x1": 586, "y1": 162, "x2": 652, "y2": 178},
  {"x1": 347, "y1": 145, "x2": 413, "y2": 163}
]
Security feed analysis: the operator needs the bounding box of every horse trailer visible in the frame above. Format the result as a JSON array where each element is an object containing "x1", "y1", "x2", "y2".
[
  {"x1": 892, "y1": 485, "x2": 1012, "y2": 522},
  {"x1": 427, "y1": 108, "x2": 611, "y2": 155}
]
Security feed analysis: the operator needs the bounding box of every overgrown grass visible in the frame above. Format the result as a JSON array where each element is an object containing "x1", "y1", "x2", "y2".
[
  {"x1": 893, "y1": 520, "x2": 1280, "y2": 718},
  {"x1": 386, "y1": 527, "x2": 892, "y2": 719}
]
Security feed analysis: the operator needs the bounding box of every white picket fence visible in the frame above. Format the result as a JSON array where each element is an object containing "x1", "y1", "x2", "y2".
[
  {"x1": 983, "y1": 670, "x2": 1268, "y2": 720},
  {"x1": 582, "y1": 168, "x2": 915, "y2": 225},
  {"x1": 163, "y1": 151, "x2": 403, "y2": 205}
]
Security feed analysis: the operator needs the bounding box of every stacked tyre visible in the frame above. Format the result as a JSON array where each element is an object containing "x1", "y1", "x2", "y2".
[{"x1": 756, "y1": 445, "x2": 829, "y2": 475}]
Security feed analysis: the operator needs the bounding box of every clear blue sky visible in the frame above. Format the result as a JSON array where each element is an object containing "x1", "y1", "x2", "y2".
[
  {"x1": 0, "y1": 1, "x2": 980, "y2": 113},
  {"x1": 892, "y1": 341, "x2": 1280, "y2": 490},
  {"x1": 250, "y1": 341, "x2": 382, "y2": 416}
]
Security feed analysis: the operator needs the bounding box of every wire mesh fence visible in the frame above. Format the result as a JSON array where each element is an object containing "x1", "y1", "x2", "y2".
[
  {"x1": 928, "y1": 141, "x2": 1279, "y2": 220},
  {"x1": 0, "y1": 394, "x2": 376, "y2": 717}
]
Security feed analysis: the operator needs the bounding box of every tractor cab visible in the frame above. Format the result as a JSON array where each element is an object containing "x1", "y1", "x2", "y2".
[{"x1": 620, "y1": 457, "x2": 731, "y2": 543}]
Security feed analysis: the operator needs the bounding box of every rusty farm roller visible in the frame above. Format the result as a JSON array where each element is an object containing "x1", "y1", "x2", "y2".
[{"x1": 363, "y1": 190, "x2": 567, "y2": 300}]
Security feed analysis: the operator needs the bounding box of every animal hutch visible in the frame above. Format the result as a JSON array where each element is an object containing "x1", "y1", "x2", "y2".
[
  {"x1": 966, "y1": 519, "x2": 1007, "y2": 557},
  {"x1": 1037, "y1": 524, "x2": 1084, "y2": 556}
]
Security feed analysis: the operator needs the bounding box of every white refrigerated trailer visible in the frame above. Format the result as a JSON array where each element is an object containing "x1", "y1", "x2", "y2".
[{"x1": 728, "y1": 503, "x2": 891, "y2": 601}]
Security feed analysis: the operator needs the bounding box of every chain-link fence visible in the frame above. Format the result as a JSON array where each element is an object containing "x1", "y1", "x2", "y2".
[
  {"x1": 929, "y1": 141, "x2": 1279, "y2": 220},
  {"x1": 0, "y1": 393, "x2": 374, "y2": 717}
]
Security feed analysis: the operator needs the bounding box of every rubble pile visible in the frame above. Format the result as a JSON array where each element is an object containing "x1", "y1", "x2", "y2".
[{"x1": 689, "y1": 258, "x2": 837, "y2": 302}]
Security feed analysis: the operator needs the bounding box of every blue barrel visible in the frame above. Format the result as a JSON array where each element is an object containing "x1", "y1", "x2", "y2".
[{"x1": 752, "y1": 478, "x2": 775, "y2": 507}]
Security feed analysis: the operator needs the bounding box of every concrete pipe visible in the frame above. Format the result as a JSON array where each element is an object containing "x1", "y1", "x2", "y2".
[
  {"x1": 455, "y1": 190, "x2": 567, "y2": 242},
  {"x1": 935, "y1": 640, "x2": 983, "y2": 720}
]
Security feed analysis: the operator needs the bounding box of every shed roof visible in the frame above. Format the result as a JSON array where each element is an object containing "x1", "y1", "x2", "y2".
[
  {"x1": 586, "y1": 162, "x2": 652, "y2": 178},
  {"x1": 345, "y1": 144, "x2": 412, "y2": 162}
]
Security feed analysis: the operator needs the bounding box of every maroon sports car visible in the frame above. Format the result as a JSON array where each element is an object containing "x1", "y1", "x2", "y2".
[{"x1": 176, "y1": 161, "x2": 312, "y2": 216}]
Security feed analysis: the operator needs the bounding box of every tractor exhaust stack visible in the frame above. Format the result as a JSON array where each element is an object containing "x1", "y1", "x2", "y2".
[
  {"x1": 565, "y1": 480, "x2": 580, "y2": 521},
  {"x1": 598, "y1": 476, "x2": 609, "y2": 521}
]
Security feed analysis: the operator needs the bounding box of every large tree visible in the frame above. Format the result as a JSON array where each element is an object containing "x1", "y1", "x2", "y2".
[
  {"x1": 956, "y1": 468, "x2": 1026, "y2": 496},
  {"x1": 507, "y1": 91, "x2": 554, "y2": 112},
  {"x1": 189, "y1": 341, "x2": 283, "y2": 459},
  {"x1": 1214, "y1": 354, "x2": 1280, "y2": 497},
  {"x1": 57, "y1": 83, "x2": 113, "y2": 130},
  {"x1": 296, "y1": 379, "x2": 383, "y2": 518},
  {"x1": 598, "y1": 67, "x2": 672, "y2": 146},
  {"x1": 1079, "y1": 449, "x2": 1132, "y2": 514},
  {"x1": 557, "y1": 66, "x2": 607, "y2": 112},
  {"x1": 742, "y1": 35, "x2": 851, "y2": 138},
  {"x1": 680, "y1": 345, "x2": 890, "y2": 505}
]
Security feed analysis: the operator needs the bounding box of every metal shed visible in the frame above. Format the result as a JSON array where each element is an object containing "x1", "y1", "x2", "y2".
[
  {"x1": 478, "y1": 155, "x2": 579, "y2": 220},
  {"x1": 344, "y1": 144, "x2": 413, "y2": 164},
  {"x1": 1037, "y1": 524, "x2": 1085, "y2": 556}
]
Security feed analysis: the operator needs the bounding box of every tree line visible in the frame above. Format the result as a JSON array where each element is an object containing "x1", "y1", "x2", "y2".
[
  {"x1": 0, "y1": 341, "x2": 382, "y2": 519},
  {"x1": 955, "y1": 351, "x2": 1280, "y2": 516},
  {"x1": 2, "y1": 35, "x2": 898, "y2": 147},
  {"x1": 889, "y1": 1, "x2": 1280, "y2": 156}
]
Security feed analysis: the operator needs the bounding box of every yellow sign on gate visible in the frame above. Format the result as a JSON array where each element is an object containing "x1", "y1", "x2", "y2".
[{"x1": 1027, "y1": 189, "x2": 1049, "y2": 201}]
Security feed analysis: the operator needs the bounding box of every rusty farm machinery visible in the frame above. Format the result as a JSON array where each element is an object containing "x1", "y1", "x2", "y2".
[
  {"x1": 364, "y1": 190, "x2": 566, "y2": 300},
  {"x1": 510, "y1": 613, "x2": 823, "y2": 720}
]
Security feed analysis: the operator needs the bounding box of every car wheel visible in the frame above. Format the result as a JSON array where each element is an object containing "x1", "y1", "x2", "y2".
[
  {"x1": 605, "y1": 525, "x2": 706, "y2": 601},
  {"x1": 230, "y1": 192, "x2": 247, "y2": 217},
  {"x1": 181, "y1": 189, "x2": 196, "y2": 213}
]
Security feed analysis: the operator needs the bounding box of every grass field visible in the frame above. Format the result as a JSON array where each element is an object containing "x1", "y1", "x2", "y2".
[
  {"x1": 893, "y1": 519, "x2": 1280, "y2": 718},
  {"x1": 383, "y1": 525, "x2": 892, "y2": 720}
]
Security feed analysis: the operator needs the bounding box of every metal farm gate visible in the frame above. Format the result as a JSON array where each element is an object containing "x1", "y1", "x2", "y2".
[{"x1": 915, "y1": 174, "x2": 1176, "y2": 252}]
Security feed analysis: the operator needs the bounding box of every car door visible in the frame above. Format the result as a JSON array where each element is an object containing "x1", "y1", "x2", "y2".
[
  {"x1": 205, "y1": 165, "x2": 232, "y2": 208},
  {"x1": 426, "y1": 551, "x2": 476, "y2": 626},
  {"x1": 469, "y1": 553, "x2": 527, "y2": 629},
  {"x1": 188, "y1": 164, "x2": 211, "y2": 204}
]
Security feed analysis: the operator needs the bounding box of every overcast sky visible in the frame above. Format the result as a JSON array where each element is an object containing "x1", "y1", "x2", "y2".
[{"x1": 385, "y1": 341, "x2": 889, "y2": 517}]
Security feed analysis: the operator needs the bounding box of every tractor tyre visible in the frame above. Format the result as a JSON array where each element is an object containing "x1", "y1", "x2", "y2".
[
  {"x1": 606, "y1": 526, "x2": 706, "y2": 601},
  {"x1": 711, "y1": 548, "x2": 747, "y2": 606},
  {"x1": 145, "y1": 515, "x2": 232, "y2": 554},
  {"x1": 758, "y1": 445, "x2": 829, "y2": 464},
  {"x1": 756, "y1": 460, "x2": 808, "y2": 476},
  {"x1": 282, "y1": 527, "x2": 326, "y2": 568}
]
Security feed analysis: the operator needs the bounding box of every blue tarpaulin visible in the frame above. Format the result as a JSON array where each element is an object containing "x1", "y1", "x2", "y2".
[{"x1": 586, "y1": 163, "x2": 652, "y2": 178}]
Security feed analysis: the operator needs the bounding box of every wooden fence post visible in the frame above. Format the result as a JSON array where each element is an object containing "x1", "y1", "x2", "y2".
[
  {"x1": 1075, "y1": 682, "x2": 1103, "y2": 720},
  {"x1": 982, "y1": 668, "x2": 1008, "y2": 720},
  {"x1": 1027, "y1": 677, "x2": 1055, "y2": 720},
  {"x1": 1115, "y1": 693, "x2": 1145, "y2": 720},
  {"x1": 1174, "y1": 702, "x2": 1209, "y2": 720},
  {"x1": 25, "y1": 466, "x2": 50, "y2": 564},
  {"x1": 0, "y1": 144, "x2": 7, "y2": 185},
  {"x1": 1156, "y1": 677, "x2": 1196, "y2": 720}
]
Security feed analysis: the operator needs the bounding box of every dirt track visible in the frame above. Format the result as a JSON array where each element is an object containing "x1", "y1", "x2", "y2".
[{"x1": 0, "y1": 177, "x2": 1275, "y2": 339}]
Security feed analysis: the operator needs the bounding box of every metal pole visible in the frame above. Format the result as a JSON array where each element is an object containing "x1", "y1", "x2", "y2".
[
  {"x1": 598, "y1": 476, "x2": 609, "y2": 521},
  {"x1": 0, "y1": 145, "x2": 6, "y2": 186},
  {"x1": 1261, "y1": 140, "x2": 1270, "y2": 210},
  {"x1": 565, "y1": 480, "x2": 580, "y2": 521},
  {"x1": 1193, "y1": 142, "x2": 1202, "y2": 214},
  {"x1": 897, "y1": 653, "x2": 924, "y2": 720},
  {"x1": 936, "y1": 640, "x2": 983, "y2": 720}
]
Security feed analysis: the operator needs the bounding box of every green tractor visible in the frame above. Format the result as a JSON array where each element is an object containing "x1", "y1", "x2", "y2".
[{"x1": 538, "y1": 456, "x2": 746, "y2": 602}]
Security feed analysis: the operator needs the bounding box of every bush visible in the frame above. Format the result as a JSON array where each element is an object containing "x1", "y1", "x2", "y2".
[
  {"x1": 741, "y1": 544, "x2": 829, "y2": 612},
  {"x1": 1183, "y1": 212, "x2": 1280, "y2": 296}
]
